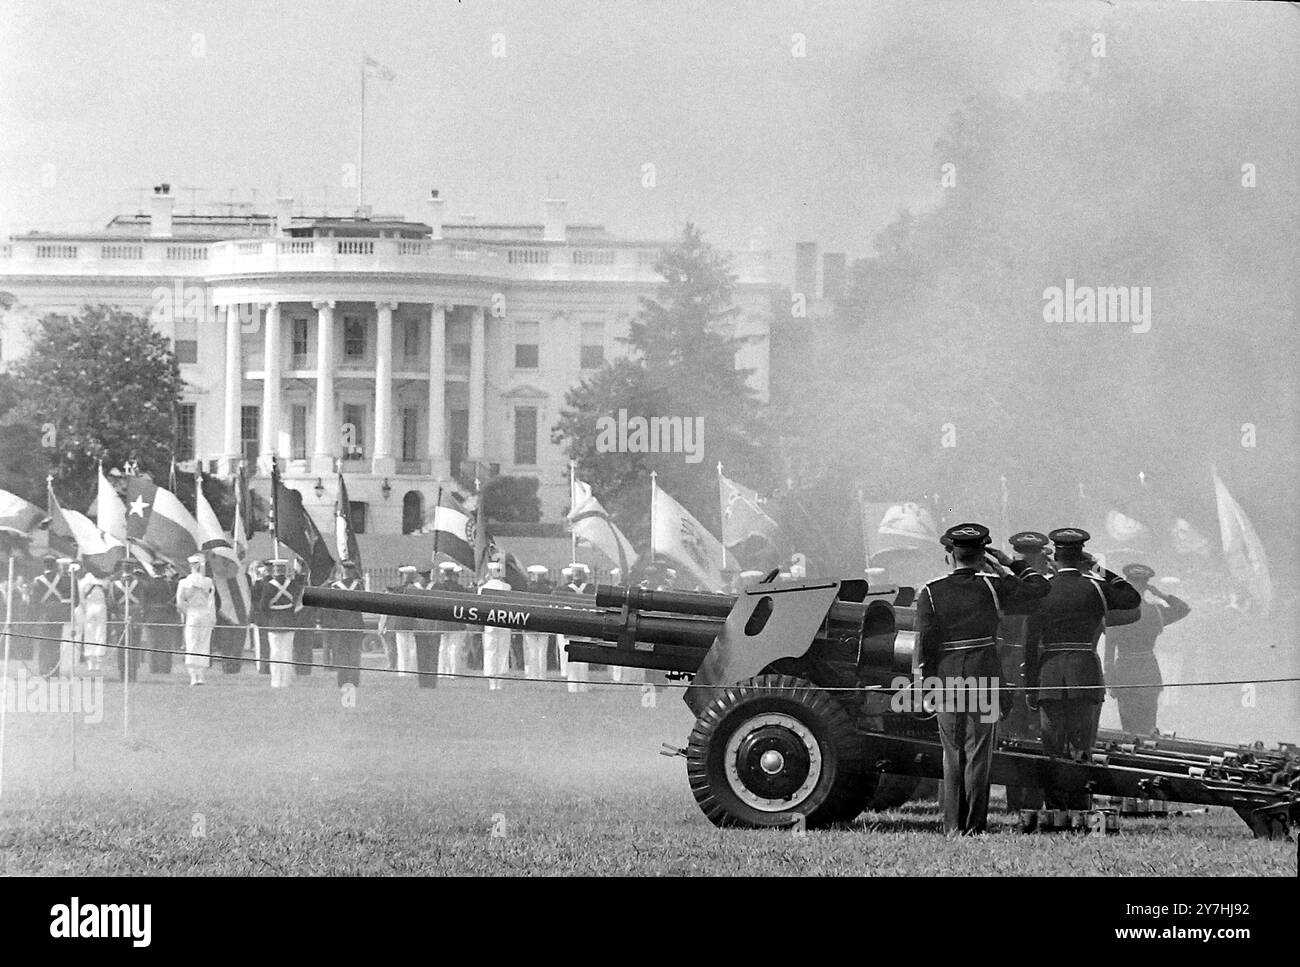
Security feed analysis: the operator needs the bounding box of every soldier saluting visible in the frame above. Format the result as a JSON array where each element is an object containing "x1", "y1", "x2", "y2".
[
  {"x1": 1025, "y1": 528, "x2": 1141, "y2": 810},
  {"x1": 1103, "y1": 563, "x2": 1190, "y2": 735},
  {"x1": 998, "y1": 531, "x2": 1053, "y2": 811},
  {"x1": 916, "y1": 523, "x2": 1051, "y2": 835}
]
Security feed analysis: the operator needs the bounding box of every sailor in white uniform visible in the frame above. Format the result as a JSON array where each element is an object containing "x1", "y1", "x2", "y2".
[
  {"x1": 175, "y1": 553, "x2": 216, "y2": 686},
  {"x1": 478, "y1": 561, "x2": 512, "y2": 690}
]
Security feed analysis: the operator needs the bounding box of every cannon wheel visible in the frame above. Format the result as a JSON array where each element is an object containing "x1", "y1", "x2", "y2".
[{"x1": 686, "y1": 675, "x2": 870, "y2": 829}]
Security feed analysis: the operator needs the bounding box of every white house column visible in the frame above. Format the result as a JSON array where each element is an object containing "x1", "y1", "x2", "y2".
[
  {"x1": 467, "y1": 305, "x2": 486, "y2": 461},
  {"x1": 312, "y1": 299, "x2": 336, "y2": 475},
  {"x1": 426, "y1": 303, "x2": 447, "y2": 473},
  {"x1": 260, "y1": 301, "x2": 281, "y2": 476},
  {"x1": 221, "y1": 303, "x2": 242, "y2": 474},
  {"x1": 372, "y1": 301, "x2": 397, "y2": 475}
]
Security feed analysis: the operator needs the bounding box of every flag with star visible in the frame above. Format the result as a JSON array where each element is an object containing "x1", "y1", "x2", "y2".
[{"x1": 123, "y1": 475, "x2": 200, "y2": 568}]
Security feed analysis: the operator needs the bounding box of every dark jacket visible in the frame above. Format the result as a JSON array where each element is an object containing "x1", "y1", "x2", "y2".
[
  {"x1": 324, "y1": 578, "x2": 368, "y2": 631},
  {"x1": 1026, "y1": 568, "x2": 1141, "y2": 702},
  {"x1": 1103, "y1": 593, "x2": 1191, "y2": 688},
  {"x1": 252, "y1": 575, "x2": 305, "y2": 630}
]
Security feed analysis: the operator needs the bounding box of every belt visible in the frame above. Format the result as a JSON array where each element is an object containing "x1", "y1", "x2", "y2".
[
  {"x1": 941, "y1": 636, "x2": 996, "y2": 652},
  {"x1": 1041, "y1": 641, "x2": 1096, "y2": 653}
]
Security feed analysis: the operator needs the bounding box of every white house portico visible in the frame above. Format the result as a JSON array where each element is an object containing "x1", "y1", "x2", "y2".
[{"x1": 0, "y1": 187, "x2": 775, "y2": 534}]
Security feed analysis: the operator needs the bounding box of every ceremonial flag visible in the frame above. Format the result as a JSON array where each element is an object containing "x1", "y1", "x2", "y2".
[
  {"x1": 1212, "y1": 467, "x2": 1272, "y2": 615},
  {"x1": 652, "y1": 483, "x2": 725, "y2": 591},
  {"x1": 871, "y1": 501, "x2": 939, "y2": 554},
  {"x1": 718, "y1": 467, "x2": 779, "y2": 551},
  {"x1": 363, "y1": 55, "x2": 395, "y2": 80},
  {"x1": 47, "y1": 481, "x2": 124, "y2": 577},
  {"x1": 196, "y1": 473, "x2": 250, "y2": 624},
  {"x1": 568, "y1": 478, "x2": 638, "y2": 573},
  {"x1": 0, "y1": 488, "x2": 44, "y2": 539},
  {"x1": 334, "y1": 473, "x2": 361, "y2": 567},
  {"x1": 123, "y1": 475, "x2": 199, "y2": 568},
  {"x1": 235, "y1": 461, "x2": 254, "y2": 540},
  {"x1": 95, "y1": 466, "x2": 129, "y2": 544},
  {"x1": 270, "y1": 463, "x2": 335, "y2": 584},
  {"x1": 421, "y1": 489, "x2": 476, "y2": 571}
]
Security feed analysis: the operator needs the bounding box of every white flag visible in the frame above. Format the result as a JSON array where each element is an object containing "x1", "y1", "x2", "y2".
[
  {"x1": 96, "y1": 467, "x2": 129, "y2": 543},
  {"x1": 364, "y1": 55, "x2": 395, "y2": 81},
  {"x1": 652, "y1": 486, "x2": 725, "y2": 591},
  {"x1": 1212, "y1": 467, "x2": 1272, "y2": 615},
  {"x1": 568, "y1": 479, "x2": 638, "y2": 573}
]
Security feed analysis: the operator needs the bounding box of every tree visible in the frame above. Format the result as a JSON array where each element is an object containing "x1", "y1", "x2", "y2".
[
  {"x1": 552, "y1": 224, "x2": 774, "y2": 546},
  {"x1": 0, "y1": 372, "x2": 47, "y2": 505},
  {"x1": 12, "y1": 305, "x2": 184, "y2": 509}
]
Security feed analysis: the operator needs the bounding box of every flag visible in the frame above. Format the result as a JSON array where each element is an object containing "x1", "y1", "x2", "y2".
[
  {"x1": 364, "y1": 55, "x2": 395, "y2": 80},
  {"x1": 871, "y1": 501, "x2": 939, "y2": 554},
  {"x1": 271, "y1": 463, "x2": 335, "y2": 584},
  {"x1": 652, "y1": 485, "x2": 726, "y2": 591},
  {"x1": 568, "y1": 478, "x2": 638, "y2": 573},
  {"x1": 420, "y1": 489, "x2": 477, "y2": 571},
  {"x1": 1104, "y1": 508, "x2": 1149, "y2": 549},
  {"x1": 718, "y1": 469, "x2": 779, "y2": 550},
  {"x1": 0, "y1": 488, "x2": 44, "y2": 539},
  {"x1": 123, "y1": 475, "x2": 199, "y2": 568},
  {"x1": 48, "y1": 482, "x2": 124, "y2": 577},
  {"x1": 236, "y1": 461, "x2": 254, "y2": 540},
  {"x1": 96, "y1": 467, "x2": 129, "y2": 543},
  {"x1": 195, "y1": 473, "x2": 250, "y2": 624},
  {"x1": 335, "y1": 473, "x2": 361, "y2": 567},
  {"x1": 1212, "y1": 467, "x2": 1272, "y2": 615}
]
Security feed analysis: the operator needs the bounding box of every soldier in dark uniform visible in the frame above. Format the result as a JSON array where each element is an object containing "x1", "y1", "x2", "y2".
[
  {"x1": 998, "y1": 531, "x2": 1053, "y2": 811},
  {"x1": 1025, "y1": 528, "x2": 1142, "y2": 809},
  {"x1": 1103, "y1": 563, "x2": 1190, "y2": 735},
  {"x1": 388, "y1": 564, "x2": 420, "y2": 677},
  {"x1": 412, "y1": 566, "x2": 440, "y2": 689},
  {"x1": 108, "y1": 559, "x2": 145, "y2": 682},
  {"x1": 290, "y1": 560, "x2": 316, "y2": 676},
  {"x1": 252, "y1": 559, "x2": 305, "y2": 688},
  {"x1": 30, "y1": 555, "x2": 73, "y2": 676},
  {"x1": 326, "y1": 561, "x2": 366, "y2": 690},
  {"x1": 916, "y1": 523, "x2": 1051, "y2": 834}
]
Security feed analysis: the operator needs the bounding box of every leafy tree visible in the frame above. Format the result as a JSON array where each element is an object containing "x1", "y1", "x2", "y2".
[
  {"x1": 12, "y1": 305, "x2": 184, "y2": 509},
  {"x1": 482, "y1": 475, "x2": 541, "y2": 523},
  {"x1": 0, "y1": 372, "x2": 46, "y2": 505}
]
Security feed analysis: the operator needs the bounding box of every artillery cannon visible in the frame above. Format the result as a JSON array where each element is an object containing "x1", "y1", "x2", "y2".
[{"x1": 304, "y1": 577, "x2": 1298, "y2": 835}]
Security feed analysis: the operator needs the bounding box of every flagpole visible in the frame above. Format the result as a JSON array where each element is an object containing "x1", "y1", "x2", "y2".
[
  {"x1": 650, "y1": 470, "x2": 658, "y2": 564},
  {"x1": 0, "y1": 554, "x2": 14, "y2": 799},
  {"x1": 569, "y1": 461, "x2": 577, "y2": 565},
  {"x1": 717, "y1": 462, "x2": 726, "y2": 570},
  {"x1": 432, "y1": 486, "x2": 442, "y2": 563},
  {"x1": 122, "y1": 536, "x2": 131, "y2": 739},
  {"x1": 271, "y1": 460, "x2": 282, "y2": 560},
  {"x1": 358, "y1": 55, "x2": 367, "y2": 211}
]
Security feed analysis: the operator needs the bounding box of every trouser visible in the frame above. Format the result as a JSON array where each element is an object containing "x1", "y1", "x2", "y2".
[
  {"x1": 556, "y1": 635, "x2": 589, "y2": 693},
  {"x1": 1117, "y1": 686, "x2": 1160, "y2": 735},
  {"x1": 1039, "y1": 699, "x2": 1102, "y2": 809},
  {"x1": 252, "y1": 625, "x2": 271, "y2": 674},
  {"x1": 482, "y1": 627, "x2": 509, "y2": 690},
  {"x1": 82, "y1": 611, "x2": 108, "y2": 672},
  {"x1": 292, "y1": 628, "x2": 313, "y2": 676},
  {"x1": 438, "y1": 631, "x2": 465, "y2": 677},
  {"x1": 59, "y1": 621, "x2": 77, "y2": 674},
  {"x1": 267, "y1": 630, "x2": 295, "y2": 688},
  {"x1": 998, "y1": 700, "x2": 1042, "y2": 810},
  {"x1": 144, "y1": 622, "x2": 174, "y2": 674},
  {"x1": 213, "y1": 624, "x2": 244, "y2": 674},
  {"x1": 523, "y1": 632, "x2": 549, "y2": 680},
  {"x1": 113, "y1": 622, "x2": 142, "y2": 682},
  {"x1": 36, "y1": 621, "x2": 65, "y2": 676},
  {"x1": 414, "y1": 632, "x2": 439, "y2": 689},
  {"x1": 394, "y1": 631, "x2": 417, "y2": 677},
  {"x1": 609, "y1": 663, "x2": 642, "y2": 684},
  {"x1": 936, "y1": 709, "x2": 996, "y2": 834},
  {"x1": 509, "y1": 633, "x2": 524, "y2": 674},
  {"x1": 183, "y1": 618, "x2": 213, "y2": 683},
  {"x1": 329, "y1": 630, "x2": 362, "y2": 688}
]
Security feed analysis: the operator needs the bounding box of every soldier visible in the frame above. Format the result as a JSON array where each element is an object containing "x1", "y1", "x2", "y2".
[
  {"x1": 1025, "y1": 528, "x2": 1142, "y2": 809},
  {"x1": 412, "y1": 566, "x2": 440, "y2": 689},
  {"x1": 389, "y1": 564, "x2": 420, "y2": 677},
  {"x1": 175, "y1": 553, "x2": 217, "y2": 686},
  {"x1": 1103, "y1": 563, "x2": 1191, "y2": 735},
  {"x1": 522, "y1": 564, "x2": 553, "y2": 680},
  {"x1": 433, "y1": 561, "x2": 467, "y2": 679},
  {"x1": 252, "y1": 559, "x2": 303, "y2": 688},
  {"x1": 140, "y1": 563, "x2": 178, "y2": 674},
  {"x1": 326, "y1": 561, "x2": 366, "y2": 691},
  {"x1": 554, "y1": 563, "x2": 594, "y2": 693},
  {"x1": 915, "y1": 523, "x2": 1051, "y2": 834},
  {"x1": 291, "y1": 559, "x2": 315, "y2": 677},
  {"x1": 108, "y1": 558, "x2": 145, "y2": 682},
  {"x1": 29, "y1": 555, "x2": 72, "y2": 676},
  {"x1": 479, "y1": 560, "x2": 512, "y2": 690},
  {"x1": 247, "y1": 560, "x2": 271, "y2": 675},
  {"x1": 998, "y1": 531, "x2": 1053, "y2": 811}
]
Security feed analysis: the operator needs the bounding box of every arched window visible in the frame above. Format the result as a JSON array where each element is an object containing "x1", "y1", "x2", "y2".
[{"x1": 402, "y1": 490, "x2": 424, "y2": 535}]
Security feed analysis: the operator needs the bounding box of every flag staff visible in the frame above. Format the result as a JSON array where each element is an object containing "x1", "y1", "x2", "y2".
[
  {"x1": 569, "y1": 461, "x2": 578, "y2": 566},
  {"x1": 358, "y1": 55, "x2": 367, "y2": 211},
  {"x1": 717, "y1": 461, "x2": 727, "y2": 570},
  {"x1": 270, "y1": 460, "x2": 282, "y2": 561},
  {"x1": 649, "y1": 470, "x2": 658, "y2": 565},
  {"x1": 0, "y1": 554, "x2": 14, "y2": 798},
  {"x1": 432, "y1": 485, "x2": 443, "y2": 564}
]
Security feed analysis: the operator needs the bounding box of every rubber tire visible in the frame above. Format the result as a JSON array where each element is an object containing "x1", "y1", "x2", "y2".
[{"x1": 686, "y1": 674, "x2": 869, "y2": 829}]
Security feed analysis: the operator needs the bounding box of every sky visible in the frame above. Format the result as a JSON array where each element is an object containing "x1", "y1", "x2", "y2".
[{"x1": 0, "y1": 0, "x2": 1139, "y2": 272}]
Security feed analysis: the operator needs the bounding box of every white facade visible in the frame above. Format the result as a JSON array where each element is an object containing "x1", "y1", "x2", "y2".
[{"x1": 0, "y1": 190, "x2": 774, "y2": 533}]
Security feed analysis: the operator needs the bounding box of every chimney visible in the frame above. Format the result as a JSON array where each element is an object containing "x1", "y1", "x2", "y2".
[
  {"x1": 794, "y1": 241, "x2": 818, "y2": 300},
  {"x1": 427, "y1": 189, "x2": 444, "y2": 240},
  {"x1": 543, "y1": 197, "x2": 567, "y2": 243},
  {"x1": 150, "y1": 183, "x2": 174, "y2": 237},
  {"x1": 276, "y1": 195, "x2": 294, "y2": 236},
  {"x1": 822, "y1": 252, "x2": 846, "y2": 302}
]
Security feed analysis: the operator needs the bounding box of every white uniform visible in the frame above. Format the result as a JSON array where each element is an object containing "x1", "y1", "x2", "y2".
[
  {"x1": 78, "y1": 574, "x2": 110, "y2": 672},
  {"x1": 523, "y1": 631, "x2": 549, "y2": 680},
  {"x1": 175, "y1": 571, "x2": 216, "y2": 682},
  {"x1": 558, "y1": 580, "x2": 593, "y2": 693},
  {"x1": 478, "y1": 577, "x2": 511, "y2": 690}
]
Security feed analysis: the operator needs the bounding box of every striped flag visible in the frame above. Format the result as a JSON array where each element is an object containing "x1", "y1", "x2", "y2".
[
  {"x1": 195, "y1": 474, "x2": 249, "y2": 624},
  {"x1": 96, "y1": 466, "x2": 129, "y2": 544},
  {"x1": 123, "y1": 475, "x2": 200, "y2": 568},
  {"x1": 0, "y1": 488, "x2": 44, "y2": 555},
  {"x1": 1212, "y1": 466, "x2": 1272, "y2": 615},
  {"x1": 47, "y1": 480, "x2": 124, "y2": 577},
  {"x1": 334, "y1": 472, "x2": 361, "y2": 567},
  {"x1": 420, "y1": 489, "x2": 476, "y2": 572}
]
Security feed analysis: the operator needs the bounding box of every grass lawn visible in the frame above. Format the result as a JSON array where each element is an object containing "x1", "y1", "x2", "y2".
[{"x1": 0, "y1": 657, "x2": 1293, "y2": 876}]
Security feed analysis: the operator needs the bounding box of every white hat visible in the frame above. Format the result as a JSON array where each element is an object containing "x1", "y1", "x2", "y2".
[
  {"x1": 187, "y1": 553, "x2": 205, "y2": 565},
  {"x1": 56, "y1": 556, "x2": 74, "y2": 567},
  {"x1": 438, "y1": 561, "x2": 461, "y2": 573},
  {"x1": 569, "y1": 562, "x2": 589, "y2": 573},
  {"x1": 398, "y1": 564, "x2": 418, "y2": 575},
  {"x1": 486, "y1": 561, "x2": 504, "y2": 574},
  {"x1": 526, "y1": 564, "x2": 549, "y2": 575}
]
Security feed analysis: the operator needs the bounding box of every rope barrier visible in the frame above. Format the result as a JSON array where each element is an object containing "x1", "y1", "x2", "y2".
[{"x1": 2, "y1": 628, "x2": 1297, "y2": 693}]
